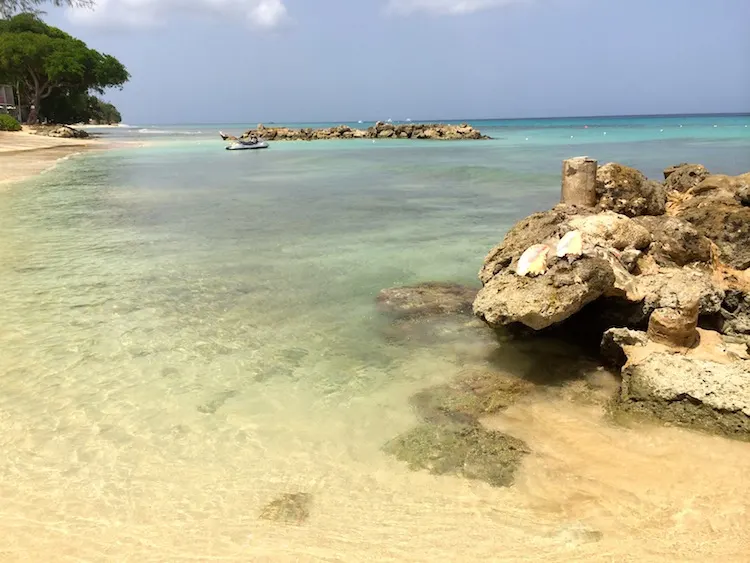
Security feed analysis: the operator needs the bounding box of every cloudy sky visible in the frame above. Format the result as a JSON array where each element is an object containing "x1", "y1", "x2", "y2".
[{"x1": 43, "y1": 0, "x2": 750, "y2": 124}]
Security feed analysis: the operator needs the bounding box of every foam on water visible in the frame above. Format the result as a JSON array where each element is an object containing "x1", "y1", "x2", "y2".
[{"x1": 1, "y1": 115, "x2": 750, "y2": 561}]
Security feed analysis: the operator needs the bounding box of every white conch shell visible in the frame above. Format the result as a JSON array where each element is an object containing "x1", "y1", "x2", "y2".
[
  {"x1": 516, "y1": 244, "x2": 550, "y2": 276},
  {"x1": 556, "y1": 230, "x2": 583, "y2": 258}
]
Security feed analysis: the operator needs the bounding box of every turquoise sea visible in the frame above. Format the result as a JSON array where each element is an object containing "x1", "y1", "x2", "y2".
[{"x1": 1, "y1": 114, "x2": 750, "y2": 561}]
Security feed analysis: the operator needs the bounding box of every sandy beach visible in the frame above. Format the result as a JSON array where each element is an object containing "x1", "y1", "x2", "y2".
[{"x1": 0, "y1": 128, "x2": 102, "y2": 187}]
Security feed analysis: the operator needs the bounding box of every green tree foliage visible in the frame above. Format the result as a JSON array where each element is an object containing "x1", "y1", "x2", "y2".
[
  {"x1": 44, "y1": 90, "x2": 121, "y2": 124},
  {"x1": 0, "y1": 13, "x2": 128, "y2": 123},
  {"x1": 0, "y1": 0, "x2": 93, "y2": 19},
  {"x1": 0, "y1": 112, "x2": 22, "y2": 130}
]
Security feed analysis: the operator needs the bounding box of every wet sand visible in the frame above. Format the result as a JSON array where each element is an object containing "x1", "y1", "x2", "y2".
[{"x1": 0, "y1": 129, "x2": 101, "y2": 187}]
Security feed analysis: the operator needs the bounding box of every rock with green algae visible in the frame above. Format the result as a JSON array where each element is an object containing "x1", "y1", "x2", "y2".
[
  {"x1": 259, "y1": 493, "x2": 313, "y2": 524},
  {"x1": 409, "y1": 370, "x2": 535, "y2": 421},
  {"x1": 383, "y1": 420, "x2": 529, "y2": 487}
]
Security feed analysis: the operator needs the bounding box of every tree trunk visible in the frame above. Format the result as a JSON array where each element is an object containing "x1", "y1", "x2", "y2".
[{"x1": 26, "y1": 91, "x2": 41, "y2": 125}]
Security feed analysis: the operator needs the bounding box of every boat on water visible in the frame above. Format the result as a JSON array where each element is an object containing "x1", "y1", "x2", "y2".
[
  {"x1": 220, "y1": 131, "x2": 269, "y2": 151},
  {"x1": 225, "y1": 139, "x2": 269, "y2": 151}
]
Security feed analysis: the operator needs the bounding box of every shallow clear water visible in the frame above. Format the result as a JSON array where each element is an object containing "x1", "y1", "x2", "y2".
[{"x1": 2, "y1": 115, "x2": 750, "y2": 561}]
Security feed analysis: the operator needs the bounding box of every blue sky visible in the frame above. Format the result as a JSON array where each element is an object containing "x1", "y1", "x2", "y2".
[{"x1": 45, "y1": 0, "x2": 750, "y2": 124}]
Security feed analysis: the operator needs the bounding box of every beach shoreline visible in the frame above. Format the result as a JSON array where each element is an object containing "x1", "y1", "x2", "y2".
[{"x1": 0, "y1": 128, "x2": 105, "y2": 187}]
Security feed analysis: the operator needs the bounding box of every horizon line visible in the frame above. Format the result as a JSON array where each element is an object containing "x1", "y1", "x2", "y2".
[{"x1": 135, "y1": 112, "x2": 750, "y2": 126}]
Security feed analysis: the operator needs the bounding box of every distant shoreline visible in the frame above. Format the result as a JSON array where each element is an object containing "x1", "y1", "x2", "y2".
[{"x1": 0, "y1": 128, "x2": 143, "y2": 188}]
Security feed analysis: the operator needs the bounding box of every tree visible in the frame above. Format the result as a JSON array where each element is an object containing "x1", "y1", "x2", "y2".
[
  {"x1": 43, "y1": 91, "x2": 122, "y2": 124},
  {"x1": 0, "y1": 0, "x2": 93, "y2": 19},
  {"x1": 0, "y1": 13, "x2": 128, "y2": 123}
]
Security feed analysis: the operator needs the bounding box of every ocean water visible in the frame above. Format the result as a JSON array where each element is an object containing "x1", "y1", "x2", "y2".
[{"x1": 1, "y1": 115, "x2": 750, "y2": 561}]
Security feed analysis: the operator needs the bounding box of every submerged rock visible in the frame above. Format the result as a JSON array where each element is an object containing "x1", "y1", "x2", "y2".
[
  {"x1": 259, "y1": 493, "x2": 313, "y2": 524},
  {"x1": 409, "y1": 370, "x2": 535, "y2": 422},
  {"x1": 383, "y1": 421, "x2": 529, "y2": 487},
  {"x1": 376, "y1": 282, "x2": 477, "y2": 319}
]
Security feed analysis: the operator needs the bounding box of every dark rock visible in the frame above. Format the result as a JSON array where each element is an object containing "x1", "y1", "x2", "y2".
[
  {"x1": 382, "y1": 421, "x2": 529, "y2": 487},
  {"x1": 409, "y1": 370, "x2": 535, "y2": 422},
  {"x1": 663, "y1": 163, "x2": 710, "y2": 192},
  {"x1": 259, "y1": 493, "x2": 313, "y2": 524},
  {"x1": 600, "y1": 327, "x2": 648, "y2": 368},
  {"x1": 633, "y1": 216, "x2": 712, "y2": 267},
  {"x1": 596, "y1": 163, "x2": 667, "y2": 217},
  {"x1": 676, "y1": 185, "x2": 750, "y2": 270},
  {"x1": 702, "y1": 290, "x2": 750, "y2": 336},
  {"x1": 376, "y1": 282, "x2": 478, "y2": 319}
]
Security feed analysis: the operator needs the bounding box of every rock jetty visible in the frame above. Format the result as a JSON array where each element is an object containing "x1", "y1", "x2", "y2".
[
  {"x1": 473, "y1": 159, "x2": 750, "y2": 439},
  {"x1": 239, "y1": 121, "x2": 489, "y2": 141}
]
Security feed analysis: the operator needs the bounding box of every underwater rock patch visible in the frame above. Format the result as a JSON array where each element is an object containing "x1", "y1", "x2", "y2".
[
  {"x1": 383, "y1": 421, "x2": 529, "y2": 487},
  {"x1": 409, "y1": 370, "x2": 535, "y2": 421},
  {"x1": 197, "y1": 390, "x2": 239, "y2": 414},
  {"x1": 259, "y1": 493, "x2": 313, "y2": 524},
  {"x1": 376, "y1": 282, "x2": 478, "y2": 320}
]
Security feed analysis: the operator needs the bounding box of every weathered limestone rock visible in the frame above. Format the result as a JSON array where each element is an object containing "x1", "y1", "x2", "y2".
[
  {"x1": 675, "y1": 175, "x2": 750, "y2": 270},
  {"x1": 568, "y1": 212, "x2": 652, "y2": 251},
  {"x1": 633, "y1": 216, "x2": 712, "y2": 267},
  {"x1": 663, "y1": 163, "x2": 710, "y2": 192},
  {"x1": 605, "y1": 327, "x2": 750, "y2": 439},
  {"x1": 596, "y1": 162, "x2": 667, "y2": 217},
  {"x1": 561, "y1": 156, "x2": 598, "y2": 207},
  {"x1": 474, "y1": 257, "x2": 616, "y2": 330},
  {"x1": 479, "y1": 205, "x2": 593, "y2": 284},
  {"x1": 600, "y1": 327, "x2": 649, "y2": 367},
  {"x1": 647, "y1": 301, "x2": 699, "y2": 348}
]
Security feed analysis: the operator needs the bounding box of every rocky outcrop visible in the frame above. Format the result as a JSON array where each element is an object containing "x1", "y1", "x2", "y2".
[
  {"x1": 474, "y1": 256, "x2": 616, "y2": 330},
  {"x1": 239, "y1": 122, "x2": 489, "y2": 142},
  {"x1": 632, "y1": 216, "x2": 712, "y2": 267},
  {"x1": 672, "y1": 174, "x2": 750, "y2": 270},
  {"x1": 29, "y1": 124, "x2": 90, "y2": 139},
  {"x1": 596, "y1": 163, "x2": 666, "y2": 217},
  {"x1": 605, "y1": 327, "x2": 750, "y2": 439},
  {"x1": 663, "y1": 163, "x2": 710, "y2": 192},
  {"x1": 473, "y1": 159, "x2": 750, "y2": 438}
]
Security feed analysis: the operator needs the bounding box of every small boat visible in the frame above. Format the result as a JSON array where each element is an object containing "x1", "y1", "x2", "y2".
[{"x1": 225, "y1": 139, "x2": 269, "y2": 151}]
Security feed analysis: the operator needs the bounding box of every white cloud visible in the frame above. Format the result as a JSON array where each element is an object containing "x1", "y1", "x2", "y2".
[
  {"x1": 385, "y1": 0, "x2": 526, "y2": 16},
  {"x1": 66, "y1": 0, "x2": 288, "y2": 29}
]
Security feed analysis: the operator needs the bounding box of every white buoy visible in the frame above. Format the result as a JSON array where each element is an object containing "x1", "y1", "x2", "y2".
[{"x1": 603, "y1": 132, "x2": 607, "y2": 135}]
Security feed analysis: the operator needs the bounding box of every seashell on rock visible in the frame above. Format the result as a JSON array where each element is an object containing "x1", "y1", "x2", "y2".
[
  {"x1": 516, "y1": 244, "x2": 550, "y2": 277},
  {"x1": 556, "y1": 230, "x2": 583, "y2": 258}
]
